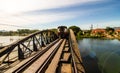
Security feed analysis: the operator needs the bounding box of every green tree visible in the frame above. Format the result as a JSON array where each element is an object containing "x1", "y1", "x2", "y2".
[
  {"x1": 17, "y1": 29, "x2": 31, "y2": 36},
  {"x1": 106, "y1": 27, "x2": 114, "y2": 32},
  {"x1": 77, "y1": 31, "x2": 83, "y2": 38},
  {"x1": 69, "y1": 26, "x2": 81, "y2": 35},
  {"x1": 30, "y1": 29, "x2": 39, "y2": 33},
  {"x1": 51, "y1": 28, "x2": 57, "y2": 33},
  {"x1": 105, "y1": 27, "x2": 114, "y2": 35}
]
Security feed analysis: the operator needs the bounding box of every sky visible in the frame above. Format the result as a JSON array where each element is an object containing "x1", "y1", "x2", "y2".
[{"x1": 0, "y1": 0, "x2": 120, "y2": 31}]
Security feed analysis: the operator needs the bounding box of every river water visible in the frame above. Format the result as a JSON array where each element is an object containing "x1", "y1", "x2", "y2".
[
  {"x1": 0, "y1": 36, "x2": 24, "y2": 46},
  {"x1": 78, "y1": 38, "x2": 120, "y2": 73}
]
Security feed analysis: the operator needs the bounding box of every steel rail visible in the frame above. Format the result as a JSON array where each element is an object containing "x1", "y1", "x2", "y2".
[
  {"x1": 13, "y1": 39, "x2": 60, "y2": 73},
  {"x1": 36, "y1": 39, "x2": 64, "y2": 73}
]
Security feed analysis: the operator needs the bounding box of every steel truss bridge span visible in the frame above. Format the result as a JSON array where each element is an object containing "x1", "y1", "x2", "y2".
[{"x1": 0, "y1": 29, "x2": 85, "y2": 73}]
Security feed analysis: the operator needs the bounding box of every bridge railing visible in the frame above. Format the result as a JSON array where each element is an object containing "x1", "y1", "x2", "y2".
[
  {"x1": 0, "y1": 30, "x2": 58, "y2": 66},
  {"x1": 69, "y1": 29, "x2": 85, "y2": 73}
]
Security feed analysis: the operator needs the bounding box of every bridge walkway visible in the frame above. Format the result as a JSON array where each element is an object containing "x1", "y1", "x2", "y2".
[{"x1": 0, "y1": 29, "x2": 85, "y2": 73}]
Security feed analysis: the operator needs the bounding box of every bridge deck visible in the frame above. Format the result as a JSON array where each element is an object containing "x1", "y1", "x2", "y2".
[
  {"x1": 45, "y1": 39, "x2": 66, "y2": 73},
  {"x1": 61, "y1": 63, "x2": 72, "y2": 73},
  {"x1": 1, "y1": 29, "x2": 85, "y2": 73},
  {"x1": 24, "y1": 40, "x2": 62, "y2": 73},
  {"x1": 5, "y1": 39, "x2": 59, "y2": 73},
  {"x1": 60, "y1": 52, "x2": 71, "y2": 62}
]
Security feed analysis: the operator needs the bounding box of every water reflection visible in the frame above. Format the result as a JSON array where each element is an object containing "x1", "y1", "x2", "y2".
[
  {"x1": 78, "y1": 38, "x2": 120, "y2": 73},
  {"x1": 81, "y1": 47, "x2": 101, "y2": 73}
]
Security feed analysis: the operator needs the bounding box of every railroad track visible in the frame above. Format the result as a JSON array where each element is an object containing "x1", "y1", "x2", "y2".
[
  {"x1": 5, "y1": 39, "x2": 66, "y2": 73},
  {"x1": 2, "y1": 29, "x2": 85, "y2": 73}
]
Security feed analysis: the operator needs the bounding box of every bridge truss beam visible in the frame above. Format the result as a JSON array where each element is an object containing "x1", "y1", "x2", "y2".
[{"x1": 0, "y1": 30, "x2": 58, "y2": 67}]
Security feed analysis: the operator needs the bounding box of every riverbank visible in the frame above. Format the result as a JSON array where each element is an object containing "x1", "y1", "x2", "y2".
[{"x1": 77, "y1": 35, "x2": 120, "y2": 40}]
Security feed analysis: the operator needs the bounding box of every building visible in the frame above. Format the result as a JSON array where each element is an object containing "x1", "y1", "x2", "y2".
[
  {"x1": 114, "y1": 27, "x2": 120, "y2": 36},
  {"x1": 91, "y1": 28, "x2": 106, "y2": 36},
  {"x1": 115, "y1": 29, "x2": 120, "y2": 35}
]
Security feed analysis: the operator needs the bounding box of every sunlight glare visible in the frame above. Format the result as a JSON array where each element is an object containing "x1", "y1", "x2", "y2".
[{"x1": 0, "y1": 0, "x2": 21, "y2": 14}]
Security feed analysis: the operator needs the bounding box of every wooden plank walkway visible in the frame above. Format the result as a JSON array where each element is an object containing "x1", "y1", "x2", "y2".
[
  {"x1": 23, "y1": 40, "x2": 62, "y2": 73},
  {"x1": 45, "y1": 40, "x2": 66, "y2": 73},
  {"x1": 61, "y1": 63, "x2": 72, "y2": 73},
  {"x1": 60, "y1": 52, "x2": 71, "y2": 62},
  {"x1": 5, "y1": 39, "x2": 60, "y2": 73}
]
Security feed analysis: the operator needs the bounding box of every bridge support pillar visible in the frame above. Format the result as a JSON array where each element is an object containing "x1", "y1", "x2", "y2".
[
  {"x1": 18, "y1": 44, "x2": 24, "y2": 59},
  {"x1": 41, "y1": 34, "x2": 46, "y2": 47},
  {"x1": 33, "y1": 37, "x2": 38, "y2": 51},
  {"x1": 46, "y1": 37, "x2": 49, "y2": 44},
  {"x1": 46, "y1": 32, "x2": 49, "y2": 44},
  {"x1": 41, "y1": 41, "x2": 46, "y2": 47}
]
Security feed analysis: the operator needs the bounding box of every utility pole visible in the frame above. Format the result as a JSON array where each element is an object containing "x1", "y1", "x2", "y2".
[
  {"x1": 90, "y1": 24, "x2": 93, "y2": 35},
  {"x1": 90, "y1": 24, "x2": 93, "y2": 30}
]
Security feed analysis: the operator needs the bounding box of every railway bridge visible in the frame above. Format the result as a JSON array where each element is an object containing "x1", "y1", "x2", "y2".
[{"x1": 0, "y1": 29, "x2": 85, "y2": 73}]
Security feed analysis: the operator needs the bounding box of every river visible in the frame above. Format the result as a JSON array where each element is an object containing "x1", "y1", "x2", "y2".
[
  {"x1": 0, "y1": 36, "x2": 25, "y2": 46},
  {"x1": 78, "y1": 38, "x2": 120, "y2": 73}
]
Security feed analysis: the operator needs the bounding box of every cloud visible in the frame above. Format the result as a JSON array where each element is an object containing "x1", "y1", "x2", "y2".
[
  {"x1": 1, "y1": 12, "x2": 76, "y2": 24},
  {"x1": 0, "y1": 0, "x2": 101, "y2": 30},
  {"x1": 0, "y1": 12, "x2": 77, "y2": 30},
  {"x1": 0, "y1": 0, "x2": 119, "y2": 31},
  {"x1": 0, "y1": 0, "x2": 99, "y2": 14}
]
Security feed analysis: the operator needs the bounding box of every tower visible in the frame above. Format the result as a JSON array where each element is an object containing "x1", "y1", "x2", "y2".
[{"x1": 90, "y1": 24, "x2": 93, "y2": 30}]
